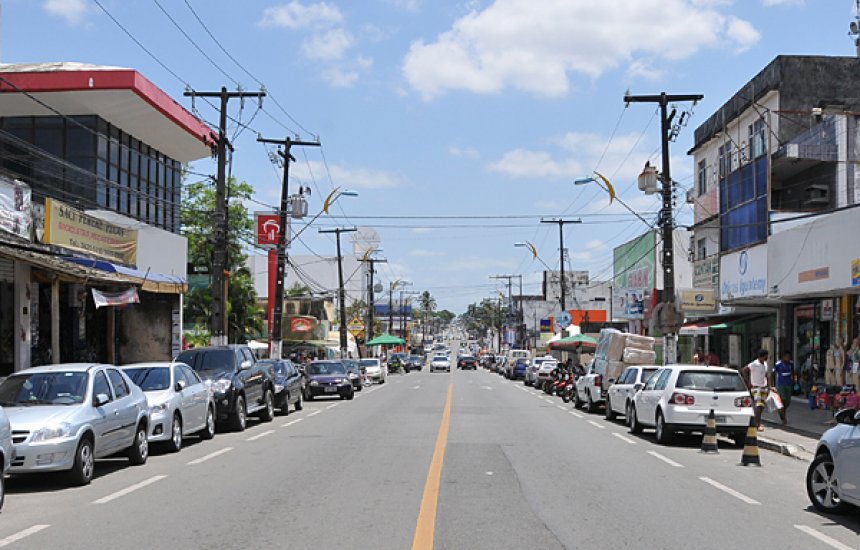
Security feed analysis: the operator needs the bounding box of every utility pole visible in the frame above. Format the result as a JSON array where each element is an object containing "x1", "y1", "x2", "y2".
[
  {"x1": 624, "y1": 92, "x2": 703, "y2": 363},
  {"x1": 185, "y1": 87, "x2": 265, "y2": 345},
  {"x1": 363, "y1": 256, "x2": 386, "y2": 346},
  {"x1": 540, "y1": 219, "x2": 582, "y2": 312},
  {"x1": 319, "y1": 227, "x2": 357, "y2": 358},
  {"x1": 257, "y1": 136, "x2": 320, "y2": 359}
]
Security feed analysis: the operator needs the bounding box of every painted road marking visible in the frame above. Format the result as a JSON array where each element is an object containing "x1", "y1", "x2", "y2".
[
  {"x1": 481, "y1": 386, "x2": 493, "y2": 390},
  {"x1": 569, "y1": 411, "x2": 584, "y2": 418},
  {"x1": 0, "y1": 525, "x2": 50, "y2": 548},
  {"x1": 187, "y1": 447, "x2": 233, "y2": 465},
  {"x1": 699, "y1": 477, "x2": 760, "y2": 505},
  {"x1": 587, "y1": 420, "x2": 606, "y2": 429},
  {"x1": 281, "y1": 418, "x2": 303, "y2": 428},
  {"x1": 557, "y1": 405, "x2": 567, "y2": 411},
  {"x1": 307, "y1": 410, "x2": 322, "y2": 417},
  {"x1": 544, "y1": 399, "x2": 554, "y2": 404},
  {"x1": 93, "y1": 475, "x2": 167, "y2": 504},
  {"x1": 647, "y1": 451, "x2": 684, "y2": 468},
  {"x1": 327, "y1": 403, "x2": 340, "y2": 409},
  {"x1": 412, "y1": 383, "x2": 453, "y2": 550},
  {"x1": 794, "y1": 525, "x2": 855, "y2": 550},
  {"x1": 611, "y1": 433, "x2": 637, "y2": 445},
  {"x1": 246, "y1": 429, "x2": 275, "y2": 441},
  {"x1": 412, "y1": 385, "x2": 421, "y2": 390}
]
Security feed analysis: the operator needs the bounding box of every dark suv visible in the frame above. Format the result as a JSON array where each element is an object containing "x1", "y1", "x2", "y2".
[{"x1": 176, "y1": 345, "x2": 275, "y2": 432}]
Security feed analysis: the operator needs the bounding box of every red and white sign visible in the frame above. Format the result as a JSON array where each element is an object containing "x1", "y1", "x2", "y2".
[
  {"x1": 255, "y1": 212, "x2": 281, "y2": 247},
  {"x1": 290, "y1": 317, "x2": 313, "y2": 333}
]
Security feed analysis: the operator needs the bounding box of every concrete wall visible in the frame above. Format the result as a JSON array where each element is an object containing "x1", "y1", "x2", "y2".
[{"x1": 119, "y1": 293, "x2": 176, "y2": 363}]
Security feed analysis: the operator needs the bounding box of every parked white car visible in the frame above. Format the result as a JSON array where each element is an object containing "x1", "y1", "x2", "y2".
[
  {"x1": 605, "y1": 365, "x2": 659, "y2": 421},
  {"x1": 430, "y1": 355, "x2": 451, "y2": 372},
  {"x1": 360, "y1": 358, "x2": 386, "y2": 384},
  {"x1": 0, "y1": 406, "x2": 11, "y2": 510},
  {"x1": 629, "y1": 365, "x2": 753, "y2": 445},
  {"x1": 806, "y1": 408, "x2": 860, "y2": 514},
  {"x1": 535, "y1": 359, "x2": 559, "y2": 389},
  {"x1": 122, "y1": 362, "x2": 216, "y2": 452},
  {"x1": 525, "y1": 356, "x2": 554, "y2": 386}
]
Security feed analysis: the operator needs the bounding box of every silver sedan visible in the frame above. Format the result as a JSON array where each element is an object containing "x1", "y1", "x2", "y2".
[{"x1": 122, "y1": 362, "x2": 216, "y2": 452}]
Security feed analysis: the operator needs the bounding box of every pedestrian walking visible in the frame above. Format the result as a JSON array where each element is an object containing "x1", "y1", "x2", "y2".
[
  {"x1": 692, "y1": 347, "x2": 705, "y2": 365},
  {"x1": 773, "y1": 351, "x2": 794, "y2": 425},
  {"x1": 742, "y1": 349, "x2": 771, "y2": 431}
]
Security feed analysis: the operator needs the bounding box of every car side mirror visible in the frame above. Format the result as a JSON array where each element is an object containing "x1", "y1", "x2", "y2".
[
  {"x1": 608, "y1": 378, "x2": 616, "y2": 384},
  {"x1": 240, "y1": 360, "x2": 252, "y2": 371},
  {"x1": 835, "y1": 408, "x2": 858, "y2": 425},
  {"x1": 175, "y1": 380, "x2": 186, "y2": 392},
  {"x1": 94, "y1": 393, "x2": 110, "y2": 407},
  {"x1": 633, "y1": 383, "x2": 644, "y2": 392}
]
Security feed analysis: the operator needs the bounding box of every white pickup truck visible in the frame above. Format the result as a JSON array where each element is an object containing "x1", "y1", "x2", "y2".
[{"x1": 574, "y1": 329, "x2": 626, "y2": 413}]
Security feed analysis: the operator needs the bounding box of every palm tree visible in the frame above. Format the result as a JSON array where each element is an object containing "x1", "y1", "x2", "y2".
[{"x1": 418, "y1": 291, "x2": 436, "y2": 342}]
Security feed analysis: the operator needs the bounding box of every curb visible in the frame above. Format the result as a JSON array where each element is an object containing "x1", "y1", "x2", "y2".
[{"x1": 757, "y1": 436, "x2": 813, "y2": 461}]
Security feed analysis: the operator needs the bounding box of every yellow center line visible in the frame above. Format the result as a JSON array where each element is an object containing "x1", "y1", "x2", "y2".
[{"x1": 412, "y1": 383, "x2": 453, "y2": 550}]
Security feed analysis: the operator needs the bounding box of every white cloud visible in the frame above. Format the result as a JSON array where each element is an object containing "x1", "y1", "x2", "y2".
[
  {"x1": 585, "y1": 239, "x2": 606, "y2": 251},
  {"x1": 302, "y1": 28, "x2": 354, "y2": 60},
  {"x1": 449, "y1": 146, "x2": 481, "y2": 159},
  {"x1": 726, "y1": 16, "x2": 761, "y2": 52},
  {"x1": 627, "y1": 59, "x2": 664, "y2": 81},
  {"x1": 292, "y1": 161, "x2": 405, "y2": 189},
  {"x1": 259, "y1": 1, "x2": 343, "y2": 29},
  {"x1": 762, "y1": 0, "x2": 803, "y2": 5},
  {"x1": 488, "y1": 149, "x2": 584, "y2": 179},
  {"x1": 43, "y1": 0, "x2": 88, "y2": 24},
  {"x1": 409, "y1": 248, "x2": 446, "y2": 257},
  {"x1": 402, "y1": 0, "x2": 760, "y2": 99},
  {"x1": 320, "y1": 66, "x2": 360, "y2": 87}
]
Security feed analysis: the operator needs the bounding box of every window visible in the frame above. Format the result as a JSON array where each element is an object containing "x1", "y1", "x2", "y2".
[
  {"x1": 697, "y1": 238, "x2": 707, "y2": 261},
  {"x1": 181, "y1": 366, "x2": 202, "y2": 386},
  {"x1": 720, "y1": 156, "x2": 768, "y2": 251},
  {"x1": 106, "y1": 369, "x2": 130, "y2": 398},
  {"x1": 697, "y1": 159, "x2": 707, "y2": 196},
  {"x1": 749, "y1": 118, "x2": 766, "y2": 159},
  {"x1": 654, "y1": 369, "x2": 672, "y2": 391},
  {"x1": 93, "y1": 371, "x2": 113, "y2": 403},
  {"x1": 644, "y1": 370, "x2": 662, "y2": 391},
  {"x1": 718, "y1": 141, "x2": 733, "y2": 180},
  {"x1": 676, "y1": 371, "x2": 746, "y2": 391}
]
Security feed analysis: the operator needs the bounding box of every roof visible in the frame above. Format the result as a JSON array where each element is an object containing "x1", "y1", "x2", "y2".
[
  {"x1": 0, "y1": 62, "x2": 213, "y2": 163},
  {"x1": 119, "y1": 362, "x2": 174, "y2": 369},
  {"x1": 11, "y1": 363, "x2": 108, "y2": 374}
]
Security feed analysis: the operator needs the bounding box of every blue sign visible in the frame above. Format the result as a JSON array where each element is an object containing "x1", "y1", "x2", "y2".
[{"x1": 556, "y1": 311, "x2": 572, "y2": 329}]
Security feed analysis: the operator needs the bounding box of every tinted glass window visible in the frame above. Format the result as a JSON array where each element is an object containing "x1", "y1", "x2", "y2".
[
  {"x1": 676, "y1": 371, "x2": 746, "y2": 392},
  {"x1": 93, "y1": 371, "x2": 113, "y2": 402},
  {"x1": 124, "y1": 367, "x2": 170, "y2": 391},
  {"x1": 183, "y1": 350, "x2": 236, "y2": 373},
  {"x1": 307, "y1": 362, "x2": 346, "y2": 375},
  {"x1": 641, "y1": 368, "x2": 658, "y2": 383},
  {"x1": 107, "y1": 369, "x2": 130, "y2": 398},
  {"x1": 644, "y1": 370, "x2": 662, "y2": 391},
  {"x1": 181, "y1": 366, "x2": 202, "y2": 386},
  {"x1": 654, "y1": 369, "x2": 672, "y2": 391},
  {"x1": 0, "y1": 371, "x2": 88, "y2": 406},
  {"x1": 618, "y1": 369, "x2": 632, "y2": 384}
]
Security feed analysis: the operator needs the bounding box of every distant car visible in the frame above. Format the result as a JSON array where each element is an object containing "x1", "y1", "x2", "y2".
[
  {"x1": 408, "y1": 355, "x2": 425, "y2": 372},
  {"x1": 258, "y1": 359, "x2": 304, "y2": 414},
  {"x1": 304, "y1": 361, "x2": 355, "y2": 400},
  {"x1": 361, "y1": 358, "x2": 386, "y2": 384},
  {"x1": 525, "y1": 356, "x2": 554, "y2": 386},
  {"x1": 535, "y1": 360, "x2": 559, "y2": 389},
  {"x1": 806, "y1": 408, "x2": 860, "y2": 514},
  {"x1": 0, "y1": 406, "x2": 11, "y2": 510},
  {"x1": 509, "y1": 358, "x2": 529, "y2": 380},
  {"x1": 629, "y1": 365, "x2": 753, "y2": 445},
  {"x1": 604, "y1": 365, "x2": 658, "y2": 421},
  {"x1": 0, "y1": 363, "x2": 150, "y2": 486},
  {"x1": 430, "y1": 355, "x2": 451, "y2": 373},
  {"x1": 341, "y1": 359, "x2": 364, "y2": 391},
  {"x1": 389, "y1": 353, "x2": 408, "y2": 372},
  {"x1": 122, "y1": 362, "x2": 216, "y2": 452},
  {"x1": 457, "y1": 356, "x2": 478, "y2": 370}
]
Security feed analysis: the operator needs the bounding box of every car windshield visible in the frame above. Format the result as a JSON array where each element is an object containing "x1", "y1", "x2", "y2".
[
  {"x1": 179, "y1": 349, "x2": 235, "y2": 373},
  {"x1": 360, "y1": 360, "x2": 379, "y2": 368},
  {"x1": 676, "y1": 371, "x2": 746, "y2": 392},
  {"x1": 124, "y1": 367, "x2": 170, "y2": 391},
  {"x1": 0, "y1": 371, "x2": 88, "y2": 406},
  {"x1": 433, "y1": 356, "x2": 447, "y2": 361},
  {"x1": 343, "y1": 362, "x2": 360, "y2": 373},
  {"x1": 307, "y1": 362, "x2": 346, "y2": 375}
]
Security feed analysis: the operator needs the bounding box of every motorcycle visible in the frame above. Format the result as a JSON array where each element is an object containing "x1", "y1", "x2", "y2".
[
  {"x1": 561, "y1": 372, "x2": 578, "y2": 403},
  {"x1": 553, "y1": 370, "x2": 571, "y2": 400}
]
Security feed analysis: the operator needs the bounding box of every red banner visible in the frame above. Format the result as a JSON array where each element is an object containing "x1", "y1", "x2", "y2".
[{"x1": 290, "y1": 317, "x2": 313, "y2": 333}]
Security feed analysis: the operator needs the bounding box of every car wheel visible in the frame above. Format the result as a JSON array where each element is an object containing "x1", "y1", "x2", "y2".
[
  {"x1": 259, "y1": 390, "x2": 275, "y2": 422},
  {"x1": 0, "y1": 471, "x2": 4, "y2": 511},
  {"x1": 230, "y1": 395, "x2": 247, "y2": 431},
  {"x1": 380, "y1": 378, "x2": 386, "y2": 384},
  {"x1": 628, "y1": 404, "x2": 643, "y2": 434},
  {"x1": 655, "y1": 410, "x2": 673, "y2": 445},
  {"x1": 295, "y1": 393, "x2": 303, "y2": 411},
  {"x1": 200, "y1": 406, "x2": 216, "y2": 440},
  {"x1": 166, "y1": 414, "x2": 182, "y2": 453},
  {"x1": 346, "y1": 391, "x2": 355, "y2": 401},
  {"x1": 128, "y1": 423, "x2": 149, "y2": 465},
  {"x1": 605, "y1": 400, "x2": 617, "y2": 421},
  {"x1": 277, "y1": 394, "x2": 289, "y2": 417},
  {"x1": 807, "y1": 453, "x2": 851, "y2": 514},
  {"x1": 586, "y1": 393, "x2": 598, "y2": 414},
  {"x1": 573, "y1": 389, "x2": 583, "y2": 409},
  {"x1": 68, "y1": 437, "x2": 95, "y2": 486}
]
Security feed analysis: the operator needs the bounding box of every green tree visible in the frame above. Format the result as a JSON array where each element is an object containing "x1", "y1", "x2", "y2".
[
  {"x1": 182, "y1": 176, "x2": 264, "y2": 343},
  {"x1": 418, "y1": 291, "x2": 436, "y2": 341}
]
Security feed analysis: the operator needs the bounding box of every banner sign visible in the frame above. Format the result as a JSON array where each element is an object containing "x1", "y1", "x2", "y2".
[
  {"x1": 91, "y1": 287, "x2": 139, "y2": 309},
  {"x1": 255, "y1": 212, "x2": 286, "y2": 248},
  {"x1": 45, "y1": 199, "x2": 138, "y2": 265},
  {"x1": 679, "y1": 289, "x2": 716, "y2": 312},
  {"x1": 613, "y1": 232, "x2": 655, "y2": 319},
  {"x1": 853, "y1": 259, "x2": 860, "y2": 287},
  {"x1": 539, "y1": 318, "x2": 552, "y2": 333},
  {"x1": 0, "y1": 176, "x2": 31, "y2": 240},
  {"x1": 290, "y1": 317, "x2": 313, "y2": 333}
]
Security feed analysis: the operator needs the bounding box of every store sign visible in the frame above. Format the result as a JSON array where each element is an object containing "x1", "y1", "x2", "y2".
[
  {"x1": 539, "y1": 318, "x2": 553, "y2": 333},
  {"x1": 613, "y1": 232, "x2": 655, "y2": 319},
  {"x1": 821, "y1": 299, "x2": 834, "y2": 321},
  {"x1": 693, "y1": 256, "x2": 719, "y2": 289},
  {"x1": 799, "y1": 267, "x2": 830, "y2": 283},
  {"x1": 555, "y1": 311, "x2": 572, "y2": 329},
  {"x1": 0, "y1": 176, "x2": 31, "y2": 240},
  {"x1": 720, "y1": 245, "x2": 767, "y2": 301},
  {"x1": 255, "y1": 212, "x2": 284, "y2": 248},
  {"x1": 679, "y1": 289, "x2": 716, "y2": 312},
  {"x1": 853, "y1": 259, "x2": 860, "y2": 287},
  {"x1": 290, "y1": 317, "x2": 313, "y2": 333},
  {"x1": 44, "y1": 199, "x2": 138, "y2": 265}
]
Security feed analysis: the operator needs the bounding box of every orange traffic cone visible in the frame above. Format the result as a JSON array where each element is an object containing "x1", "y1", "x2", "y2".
[
  {"x1": 739, "y1": 416, "x2": 761, "y2": 467},
  {"x1": 700, "y1": 409, "x2": 719, "y2": 454}
]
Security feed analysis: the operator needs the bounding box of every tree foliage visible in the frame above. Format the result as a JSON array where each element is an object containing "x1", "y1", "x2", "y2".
[{"x1": 460, "y1": 299, "x2": 506, "y2": 338}]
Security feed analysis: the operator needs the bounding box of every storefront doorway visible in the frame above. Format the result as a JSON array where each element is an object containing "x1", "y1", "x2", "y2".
[{"x1": 795, "y1": 303, "x2": 830, "y2": 392}]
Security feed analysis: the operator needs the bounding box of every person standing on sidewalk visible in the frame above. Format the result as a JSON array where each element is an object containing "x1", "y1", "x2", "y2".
[
  {"x1": 773, "y1": 351, "x2": 794, "y2": 425},
  {"x1": 743, "y1": 349, "x2": 771, "y2": 431}
]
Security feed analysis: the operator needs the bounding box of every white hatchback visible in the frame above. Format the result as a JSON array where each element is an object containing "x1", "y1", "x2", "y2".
[
  {"x1": 360, "y1": 358, "x2": 386, "y2": 384},
  {"x1": 629, "y1": 365, "x2": 753, "y2": 445},
  {"x1": 605, "y1": 365, "x2": 659, "y2": 421},
  {"x1": 430, "y1": 355, "x2": 451, "y2": 372}
]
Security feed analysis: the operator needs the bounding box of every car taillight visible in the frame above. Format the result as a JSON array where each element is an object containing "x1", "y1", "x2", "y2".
[
  {"x1": 734, "y1": 396, "x2": 752, "y2": 407},
  {"x1": 670, "y1": 392, "x2": 695, "y2": 405},
  {"x1": 595, "y1": 375, "x2": 602, "y2": 388}
]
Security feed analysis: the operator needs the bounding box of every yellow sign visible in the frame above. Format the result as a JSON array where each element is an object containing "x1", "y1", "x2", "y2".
[
  {"x1": 44, "y1": 199, "x2": 138, "y2": 265},
  {"x1": 348, "y1": 317, "x2": 365, "y2": 336},
  {"x1": 680, "y1": 289, "x2": 716, "y2": 312},
  {"x1": 852, "y1": 258, "x2": 860, "y2": 287}
]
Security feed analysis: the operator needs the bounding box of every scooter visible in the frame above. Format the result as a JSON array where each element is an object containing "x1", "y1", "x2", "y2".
[{"x1": 554, "y1": 371, "x2": 571, "y2": 400}]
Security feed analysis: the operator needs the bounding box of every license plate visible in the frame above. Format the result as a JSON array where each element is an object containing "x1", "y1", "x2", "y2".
[
  {"x1": 324, "y1": 387, "x2": 338, "y2": 393},
  {"x1": 715, "y1": 416, "x2": 727, "y2": 423}
]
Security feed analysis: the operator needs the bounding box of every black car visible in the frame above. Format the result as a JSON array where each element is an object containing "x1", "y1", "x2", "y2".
[
  {"x1": 458, "y1": 356, "x2": 478, "y2": 370},
  {"x1": 303, "y1": 361, "x2": 355, "y2": 400},
  {"x1": 408, "y1": 355, "x2": 424, "y2": 371},
  {"x1": 176, "y1": 345, "x2": 276, "y2": 432},
  {"x1": 342, "y1": 359, "x2": 364, "y2": 391},
  {"x1": 258, "y1": 359, "x2": 304, "y2": 415}
]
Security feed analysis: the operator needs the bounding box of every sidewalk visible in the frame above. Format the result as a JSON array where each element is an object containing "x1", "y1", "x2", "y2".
[{"x1": 756, "y1": 395, "x2": 838, "y2": 461}]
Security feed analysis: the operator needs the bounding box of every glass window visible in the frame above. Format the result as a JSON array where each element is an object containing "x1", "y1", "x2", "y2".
[
  {"x1": 697, "y1": 159, "x2": 707, "y2": 196},
  {"x1": 181, "y1": 365, "x2": 202, "y2": 386},
  {"x1": 676, "y1": 371, "x2": 746, "y2": 391},
  {"x1": 33, "y1": 117, "x2": 63, "y2": 157},
  {"x1": 124, "y1": 367, "x2": 170, "y2": 391},
  {"x1": 107, "y1": 369, "x2": 130, "y2": 398},
  {"x1": 654, "y1": 369, "x2": 672, "y2": 391},
  {"x1": 640, "y1": 368, "x2": 658, "y2": 383},
  {"x1": 93, "y1": 370, "x2": 113, "y2": 402},
  {"x1": 644, "y1": 369, "x2": 662, "y2": 391},
  {"x1": 0, "y1": 371, "x2": 88, "y2": 406}
]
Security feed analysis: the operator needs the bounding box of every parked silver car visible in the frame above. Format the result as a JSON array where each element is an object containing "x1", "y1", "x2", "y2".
[
  {"x1": 806, "y1": 408, "x2": 860, "y2": 514},
  {"x1": 0, "y1": 406, "x2": 12, "y2": 510},
  {"x1": 0, "y1": 363, "x2": 150, "y2": 486},
  {"x1": 122, "y1": 362, "x2": 216, "y2": 452}
]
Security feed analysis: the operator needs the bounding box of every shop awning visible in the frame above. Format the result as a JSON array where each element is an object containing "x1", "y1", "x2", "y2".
[
  {"x1": 679, "y1": 315, "x2": 749, "y2": 335},
  {"x1": 65, "y1": 257, "x2": 187, "y2": 293},
  {"x1": 0, "y1": 238, "x2": 129, "y2": 285}
]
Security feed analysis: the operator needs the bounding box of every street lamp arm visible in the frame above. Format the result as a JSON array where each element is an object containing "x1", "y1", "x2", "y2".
[{"x1": 574, "y1": 173, "x2": 653, "y2": 228}]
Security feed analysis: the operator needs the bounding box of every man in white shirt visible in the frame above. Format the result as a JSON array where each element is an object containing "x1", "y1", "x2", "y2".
[{"x1": 742, "y1": 349, "x2": 770, "y2": 431}]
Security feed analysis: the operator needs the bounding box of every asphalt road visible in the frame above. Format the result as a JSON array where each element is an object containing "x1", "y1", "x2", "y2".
[{"x1": 1, "y1": 365, "x2": 859, "y2": 549}]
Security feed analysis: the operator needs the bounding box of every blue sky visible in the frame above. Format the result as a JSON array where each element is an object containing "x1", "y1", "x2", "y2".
[{"x1": 5, "y1": 0, "x2": 857, "y2": 312}]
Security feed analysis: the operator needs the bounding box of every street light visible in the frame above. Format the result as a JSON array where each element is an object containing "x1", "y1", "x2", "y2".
[
  {"x1": 574, "y1": 172, "x2": 652, "y2": 227},
  {"x1": 388, "y1": 279, "x2": 412, "y2": 335},
  {"x1": 514, "y1": 241, "x2": 554, "y2": 272}
]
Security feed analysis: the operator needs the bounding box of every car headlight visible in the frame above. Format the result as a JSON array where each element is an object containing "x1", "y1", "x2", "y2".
[
  {"x1": 30, "y1": 422, "x2": 72, "y2": 442},
  {"x1": 209, "y1": 379, "x2": 232, "y2": 394},
  {"x1": 274, "y1": 384, "x2": 285, "y2": 393},
  {"x1": 348, "y1": 373, "x2": 358, "y2": 379},
  {"x1": 309, "y1": 380, "x2": 320, "y2": 386},
  {"x1": 149, "y1": 403, "x2": 169, "y2": 415}
]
